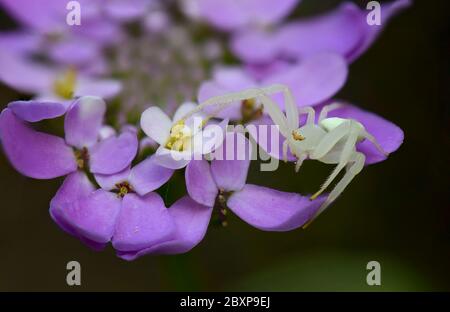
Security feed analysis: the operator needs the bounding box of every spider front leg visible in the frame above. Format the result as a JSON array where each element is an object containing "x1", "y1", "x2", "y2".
[
  {"x1": 295, "y1": 153, "x2": 308, "y2": 172},
  {"x1": 318, "y1": 103, "x2": 343, "y2": 122},
  {"x1": 310, "y1": 121, "x2": 361, "y2": 200},
  {"x1": 361, "y1": 130, "x2": 389, "y2": 157},
  {"x1": 304, "y1": 151, "x2": 366, "y2": 228}
]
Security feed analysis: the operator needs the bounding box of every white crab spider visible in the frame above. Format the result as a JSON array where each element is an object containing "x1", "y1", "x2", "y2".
[{"x1": 181, "y1": 84, "x2": 389, "y2": 224}]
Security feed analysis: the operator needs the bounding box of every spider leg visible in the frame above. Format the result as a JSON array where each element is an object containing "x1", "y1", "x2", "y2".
[
  {"x1": 184, "y1": 84, "x2": 288, "y2": 120},
  {"x1": 282, "y1": 139, "x2": 289, "y2": 163},
  {"x1": 295, "y1": 153, "x2": 308, "y2": 172},
  {"x1": 310, "y1": 121, "x2": 360, "y2": 200},
  {"x1": 298, "y1": 107, "x2": 315, "y2": 126},
  {"x1": 258, "y1": 94, "x2": 290, "y2": 138},
  {"x1": 361, "y1": 130, "x2": 389, "y2": 157},
  {"x1": 310, "y1": 120, "x2": 351, "y2": 160},
  {"x1": 318, "y1": 103, "x2": 343, "y2": 122},
  {"x1": 303, "y1": 152, "x2": 366, "y2": 228},
  {"x1": 281, "y1": 86, "x2": 299, "y2": 130}
]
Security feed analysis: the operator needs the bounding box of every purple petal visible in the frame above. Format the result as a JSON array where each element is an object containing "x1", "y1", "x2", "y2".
[
  {"x1": 197, "y1": 67, "x2": 257, "y2": 120},
  {"x1": 75, "y1": 77, "x2": 122, "y2": 99},
  {"x1": 105, "y1": 0, "x2": 148, "y2": 22},
  {"x1": 117, "y1": 196, "x2": 212, "y2": 260},
  {"x1": 54, "y1": 189, "x2": 122, "y2": 243},
  {"x1": 0, "y1": 31, "x2": 41, "y2": 55},
  {"x1": 64, "y1": 96, "x2": 106, "y2": 149},
  {"x1": 49, "y1": 172, "x2": 95, "y2": 238},
  {"x1": 50, "y1": 39, "x2": 101, "y2": 66},
  {"x1": 8, "y1": 100, "x2": 68, "y2": 122},
  {"x1": 0, "y1": 49, "x2": 53, "y2": 94},
  {"x1": 185, "y1": 159, "x2": 218, "y2": 207},
  {"x1": 347, "y1": 0, "x2": 412, "y2": 61},
  {"x1": 0, "y1": 108, "x2": 77, "y2": 179},
  {"x1": 227, "y1": 184, "x2": 325, "y2": 231},
  {"x1": 231, "y1": 29, "x2": 280, "y2": 63},
  {"x1": 320, "y1": 103, "x2": 404, "y2": 164},
  {"x1": 196, "y1": 0, "x2": 300, "y2": 31},
  {"x1": 94, "y1": 167, "x2": 131, "y2": 191},
  {"x1": 210, "y1": 132, "x2": 252, "y2": 192},
  {"x1": 112, "y1": 193, "x2": 176, "y2": 252},
  {"x1": 0, "y1": 0, "x2": 65, "y2": 31},
  {"x1": 277, "y1": 3, "x2": 365, "y2": 60},
  {"x1": 128, "y1": 156, "x2": 174, "y2": 196},
  {"x1": 263, "y1": 53, "x2": 348, "y2": 107},
  {"x1": 89, "y1": 131, "x2": 138, "y2": 174}
]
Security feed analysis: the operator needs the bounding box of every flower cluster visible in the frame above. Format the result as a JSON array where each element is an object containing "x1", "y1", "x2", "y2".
[{"x1": 0, "y1": 0, "x2": 408, "y2": 260}]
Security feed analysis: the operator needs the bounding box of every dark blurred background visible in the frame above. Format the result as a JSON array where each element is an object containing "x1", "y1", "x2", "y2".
[{"x1": 0, "y1": 0, "x2": 449, "y2": 291}]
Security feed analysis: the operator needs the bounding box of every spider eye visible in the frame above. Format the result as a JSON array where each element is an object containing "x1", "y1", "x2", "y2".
[{"x1": 292, "y1": 130, "x2": 305, "y2": 141}]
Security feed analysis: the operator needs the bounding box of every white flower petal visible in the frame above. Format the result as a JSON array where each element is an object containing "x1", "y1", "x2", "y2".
[
  {"x1": 153, "y1": 146, "x2": 192, "y2": 169},
  {"x1": 173, "y1": 101, "x2": 198, "y2": 122},
  {"x1": 140, "y1": 106, "x2": 172, "y2": 145}
]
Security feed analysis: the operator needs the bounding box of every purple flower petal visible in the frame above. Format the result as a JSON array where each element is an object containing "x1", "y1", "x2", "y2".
[
  {"x1": 128, "y1": 156, "x2": 174, "y2": 196},
  {"x1": 8, "y1": 100, "x2": 68, "y2": 122},
  {"x1": 112, "y1": 193, "x2": 176, "y2": 252},
  {"x1": 321, "y1": 103, "x2": 404, "y2": 164},
  {"x1": 0, "y1": 49, "x2": 53, "y2": 94},
  {"x1": 94, "y1": 167, "x2": 131, "y2": 191},
  {"x1": 55, "y1": 189, "x2": 122, "y2": 244},
  {"x1": 227, "y1": 184, "x2": 325, "y2": 231},
  {"x1": 75, "y1": 77, "x2": 122, "y2": 99},
  {"x1": 231, "y1": 29, "x2": 281, "y2": 63},
  {"x1": 0, "y1": 108, "x2": 77, "y2": 179},
  {"x1": 105, "y1": 0, "x2": 149, "y2": 22},
  {"x1": 50, "y1": 171, "x2": 95, "y2": 238},
  {"x1": 64, "y1": 96, "x2": 106, "y2": 149},
  {"x1": 0, "y1": 0, "x2": 65, "y2": 31},
  {"x1": 196, "y1": 0, "x2": 300, "y2": 31},
  {"x1": 50, "y1": 39, "x2": 101, "y2": 66},
  {"x1": 277, "y1": 3, "x2": 364, "y2": 60},
  {"x1": 211, "y1": 132, "x2": 252, "y2": 192},
  {"x1": 0, "y1": 31, "x2": 41, "y2": 55},
  {"x1": 185, "y1": 159, "x2": 218, "y2": 207},
  {"x1": 347, "y1": 0, "x2": 412, "y2": 62},
  {"x1": 89, "y1": 131, "x2": 138, "y2": 174},
  {"x1": 263, "y1": 53, "x2": 348, "y2": 107},
  {"x1": 117, "y1": 196, "x2": 212, "y2": 260},
  {"x1": 197, "y1": 67, "x2": 257, "y2": 119}
]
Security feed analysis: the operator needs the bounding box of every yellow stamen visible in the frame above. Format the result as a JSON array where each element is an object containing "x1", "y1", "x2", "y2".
[
  {"x1": 53, "y1": 67, "x2": 77, "y2": 99},
  {"x1": 165, "y1": 120, "x2": 192, "y2": 151}
]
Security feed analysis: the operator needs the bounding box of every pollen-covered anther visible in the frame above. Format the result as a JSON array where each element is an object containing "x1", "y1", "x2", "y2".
[
  {"x1": 165, "y1": 120, "x2": 192, "y2": 151},
  {"x1": 115, "y1": 181, "x2": 133, "y2": 198},
  {"x1": 241, "y1": 98, "x2": 263, "y2": 123},
  {"x1": 292, "y1": 130, "x2": 305, "y2": 141},
  {"x1": 53, "y1": 67, "x2": 77, "y2": 99},
  {"x1": 74, "y1": 147, "x2": 89, "y2": 169}
]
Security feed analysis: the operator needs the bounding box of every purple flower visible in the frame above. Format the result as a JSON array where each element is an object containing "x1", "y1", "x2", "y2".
[
  {"x1": 0, "y1": 96, "x2": 137, "y2": 179},
  {"x1": 198, "y1": 52, "x2": 348, "y2": 121},
  {"x1": 186, "y1": 132, "x2": 326, "y2": 231},
  {"x1": 193, "y1": 0, "x2": 411, "y2": 64},
  {"x1": 49, "y1": 157, "x2": 209, "y2": 260},
  {"x1": 0, "y1": 47, "x2": 121, "y2": 101}
]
